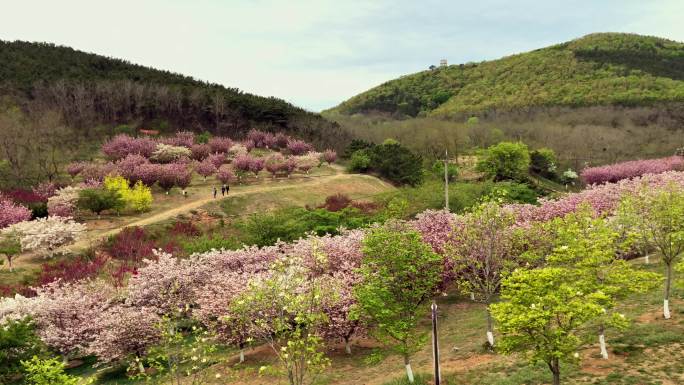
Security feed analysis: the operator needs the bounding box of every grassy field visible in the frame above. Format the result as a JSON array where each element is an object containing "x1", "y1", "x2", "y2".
[
  {"x1": 61, "y1": 257, "x2": 684, "y2": 385},
  {"x1": 2, "y1": 165, "x2": 395, "y2": 289}
]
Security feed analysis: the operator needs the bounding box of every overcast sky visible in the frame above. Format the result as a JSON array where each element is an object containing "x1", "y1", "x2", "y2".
[{"x1": 2, "y1": 0, "x2": 683, "y2": 111}]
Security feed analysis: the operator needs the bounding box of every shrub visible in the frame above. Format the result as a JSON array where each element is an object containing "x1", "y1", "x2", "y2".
[
  {"x1": 529, "y1": 148, "x2": 557, "y2": 178},
  {"x1": 431, "y1": 160, "x2": 458, "y2": 181},
  {"x1": 490, "y1": 182, "x2": 539, "y2": 204},
  {"x1": 106, "y1": 227, "x2": 156, "y2": 264},
  {"x1": 369, "y1": 142, "x2": 424, "y2": 186},
  {"x1": 0, "y1": 320, "x2": 45, "y2": 384},
  {"x1": 21, "y1": 355, "x2": 88, "y2": 385},
  {"x1": 36, "y1": 254, "x2": 108, "y2": 286},
  {"x1": 322, "y1": 149, "x2": 337, "y2": 165},
  {"x1": 3, "y1": 216, "x2": 86, "y2": 258},
  {"x1": 180, "y1": 234, "x2": 240, "y2": 254},
  {"x1": 78, "y1": 188, "x2": 124, "y2": 216},
  {"x1": 477, "y1": 141, "x2": 531, "y2": 181},
  {"x1": 169, "y1": 221, "x2": 201, "y2": 237},
  {"x1": 348, "y1": 150, "x2": 372, "y2": 172},
  {"x1": 319, "y1": 194, "x2": 352, "y2": 212},
  {"x1": 343, "y1": 139, "x2": 374, "y2": 159}
]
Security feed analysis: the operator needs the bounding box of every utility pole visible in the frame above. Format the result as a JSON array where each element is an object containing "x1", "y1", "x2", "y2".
[
  {"x1": 444, "y1": 149, "x2": 449, "y2": 211},
  {"x1": 432, "y1": 301, "x2": 441, "y2": 385}
]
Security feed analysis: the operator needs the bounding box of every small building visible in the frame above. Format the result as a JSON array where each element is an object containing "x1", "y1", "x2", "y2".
[{"x1": 440, "y1": 59, "x2": 447, "y2": 67}]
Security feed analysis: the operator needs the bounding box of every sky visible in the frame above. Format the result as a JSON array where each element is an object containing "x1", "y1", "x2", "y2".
[{"x1": 2, "y1": 0, "x2": 684, "y2": 112}]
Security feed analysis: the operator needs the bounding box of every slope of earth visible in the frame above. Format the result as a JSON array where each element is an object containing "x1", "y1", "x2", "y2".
[
  {"x1": 329, "y1": 33, "x2": 684, "y2": 118},
  {"x1": 0, "y1": 40, "x2": 348, "y2": 149}
]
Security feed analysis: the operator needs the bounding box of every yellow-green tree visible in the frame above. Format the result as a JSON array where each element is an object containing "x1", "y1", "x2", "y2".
[{"x1": 104, "y1": 175, "x2": 153, "y2": 214}]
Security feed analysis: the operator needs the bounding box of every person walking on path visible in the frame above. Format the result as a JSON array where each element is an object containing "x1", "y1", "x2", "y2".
[
  {"x1": 221, "y1": 185, "x2": 225, "y2": 196},
  {"x1": 223, "y1": 183, "x2": 229, "y2": 196},
  {"x1": 182, "y1": 190, "x2": 188, "y2": 199},
  {"x1": 213, "y1": 186, "x2": 217, "y2": 199},
  {"x1": 225, "y1": 183, "x2": 230, "y2": 195}
]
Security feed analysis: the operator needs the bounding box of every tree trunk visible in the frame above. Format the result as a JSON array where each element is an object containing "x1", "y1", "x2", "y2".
[
  {"x1": 664, "y1": 262, "x2": 673, "y2": 319},
  {"x1": 6, "y1": 255, "x2": 13, "y2": 272},
  {"x1": 486, "y1": 307, "x2": 495, "y2": 346},
  {"x1": 470, "y1": 292, "x2": 475, "y2": 301},
  {"x1": 599, "y1": 324, "x2": 608, "y2": 359},
  {"x1": 549, "y1": 357, "x2": 560, "y2": 385},
  {"x1": 404, "y1": 355, "x2": 414, "y2": 383},
  {"x1": 344, "y1": 338, "x2": 352, "y2": 355},
  {"x1": 239, "y1": 342, "x2": 245, "y2": 363},
  {"x1": 138, "y1": 359, "x2": 145, "y2": 374}
]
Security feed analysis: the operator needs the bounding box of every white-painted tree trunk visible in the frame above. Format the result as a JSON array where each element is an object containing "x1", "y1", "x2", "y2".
[
  {"x1": 405, "y1": 363, "x2": 414, "y2": 383},
  {"x1": 599, "y1": 333, "x2": 608, "y2": 359},
  {"x1": 345, "y1": 340, "x2": 352, "y2": 355},
  {"x1": 486, "y1": 331, "x2": 495, "y2": 346},
  {"x1": 644, "y1": 255, "x2": 649, "y2": 264},
  {"x1": 470, "y1": 292, "x2": 475, "y2": 301},
  {"x1": 239, "y1": 349, "x2": 245, "y2": 363},
  {"x1": 664, "y1": 299, "x2": 671, "y2": 319}
]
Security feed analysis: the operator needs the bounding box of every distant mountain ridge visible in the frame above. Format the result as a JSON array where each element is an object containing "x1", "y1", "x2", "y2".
[
  {"x1": 0, "y1": 40, "x2": 347, "y2": 148},
  {"x1": 328, "y1": 33, "x2": 684, "y2": 118}
]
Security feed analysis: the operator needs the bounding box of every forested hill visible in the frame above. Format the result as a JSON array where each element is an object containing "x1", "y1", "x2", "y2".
[
  {"x1": 328, "y1": 33, "x2": 684, "y2": 118},
  {"x1": 0, "y1": 40, "x2": 347, "y2": 147}
]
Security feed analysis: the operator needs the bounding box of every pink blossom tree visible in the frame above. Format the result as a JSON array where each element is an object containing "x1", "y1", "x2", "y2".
[
  {"x1": 206, "y1": 153, "x2": 226, "y2": 169},
  {"x1": 274, "y1": 132, "x2": 290, "y2": 149},
  {"x1": 581, "y1": 155, "x2": 684, "y2": 185},
  {"x1": 190, "y1": 143, "x2": 211, "y2": 161},
  {"x1": 32, "y1": 280, "x2": 115, "y2": 360},
  {"x1": 208, "y1": 136, "x2": 233, "y2": 153},
  {"x1": 265, "y1": 153, "x2": 286, "y2": 178},
  {"x1": 66, "y1": 161, "x2": 87, "y2": 179},
  {"x1": 246, "y1": 129, "x2": 268, "y2": 148},
  {"x1": 322, "y1": 149, "x2": 337, "y2": 165},
  {"x1": 115, "y1": 154, "x2": 149, "y2": 181},
  {"x1": 233, "y1": 154, "x2": 252, "y2": 182},
  {"x1": 195, "y1": 159, "x2": 217, "y2": 181},
  {"x1": 87, "y1": 305, "x2": 161, "y2": 370},
  {"x1": 295, "y1": 153, "x2": 319, "y2": 174},
  {"x1": 287, "y1": 139, "x2": 312, "y2": 156},
  {"x1": 102, "y1": 134, "x2": 156, "y2": 160},
  {"x1": 0, "y1": 195, "x2": 32, "y2": 229},
  {"x1": 217, "y1": 166, "x2": 237, "y2": 185},
  {"x1": 249, "y1": 157, "x2": 265, "y2": 177},
  {"x1": 47, "y1": 186, "x2": 82, "y2": 218}
]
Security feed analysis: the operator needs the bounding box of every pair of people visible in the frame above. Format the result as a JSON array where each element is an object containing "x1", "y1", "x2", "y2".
[{"x1": 213, "y1": 184, "x2": 230, "y2": 198}]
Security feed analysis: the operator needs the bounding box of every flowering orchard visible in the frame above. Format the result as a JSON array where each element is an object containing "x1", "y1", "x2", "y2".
[{"x1": 580, "y1": 155, "x2": 684, "y2": 185}]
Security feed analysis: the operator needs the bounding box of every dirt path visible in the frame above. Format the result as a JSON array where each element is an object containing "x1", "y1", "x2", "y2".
[{"x1": 66, "y1": 169, "x2": 385, "y2": 252}]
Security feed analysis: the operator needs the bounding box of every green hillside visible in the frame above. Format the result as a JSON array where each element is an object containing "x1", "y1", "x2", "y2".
[
  {"x1": 0, "y1": 40, "x2": 347, "y2": 147},
  {"x1": 330, "y1": 33, "x2": 684, "y2": 118}
]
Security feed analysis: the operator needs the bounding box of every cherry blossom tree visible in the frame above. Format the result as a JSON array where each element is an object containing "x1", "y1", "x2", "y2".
[
  {"x1": 217, "y1": 165, "x2": 237, "y2": 184},
  {"x1": 322, "y1": 149, "x2": 337, "y2": 165},
  {"x1": 115, "y1": 154, "x2": 149, "y2": 181},
  {"x1": 66, "y1": 161, "x2": 87, "y2": 179},
  {"x1": 0, "y1": 195, "x2": 32, "y2": 229},
  {"x1": 287, "y1": 139, "x2": 312, "y2": 156},
  {"x1": 151, "y1": 144, "x2": 192, "y2": 163},
  {"x1": 249, "y1": 157, "x2": 265, "y2": 177},
  {"x1": 32, "y1": 280, "x2": 115, "y2": 360},
  {"x1": 160, "y1": 131, "x2": 195, "y2": 148},
  {"x1": 102, "y1": 134, "x2": 157, "y2": 160},
  {"x1": 295, "y1": 153, "x2": 319, "y2": 174},
  {"x1": 190, "y1": 144, "x2": 211, "y2": 161},
  {"x1": 445, "y1": 201, "x2": 524, "y2": 347},
  {"x1": 195, "y1": 159, "x2": 217, "y2": 181},
  {"x1": 246, "y1": 129, "x2": 268, "y2": 148},
  {"x1": 47, "y1": 186, "x2": 82, "y2": 218},
  {"x1": 206, "y1": 152, "x2": 226, "y2": 169},
  {"x1": 233, "y1": 154, "x2": 252, "y2": 181},
  {"x1": 208, "y1": 136, "x2": 233, "y2": 153},
  {"x1": 265, "y1": 153, "x2": 286, "y2": 178},
  {"x1": 274, "y1": 132, "x2": 290, "y2": 149},
  {"x1": 581, "y1": 155, "x2": 684, "y2": 185},
  {"x1": 87, "y1": 305, "x2": 161, "y2": 371},
  {"x1": 126, "y1": 251, "x2": 199, "y2": 316},
  {"x1": 3, "y1": 216, "x2": 86, "y2": 258}
]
